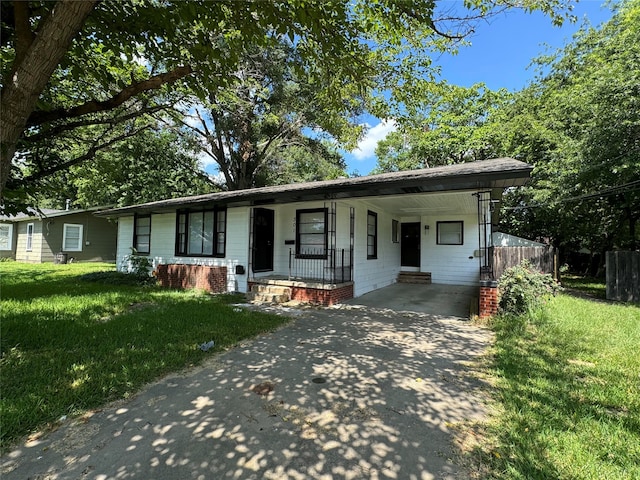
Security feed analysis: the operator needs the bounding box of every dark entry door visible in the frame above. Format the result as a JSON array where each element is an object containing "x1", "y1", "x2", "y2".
[
  {"x1": 401, "y1": 222, "x2": 421, "y2": 267},
  {"x1": 253, "y1": 208, "x2": 274, "y2": 272}
]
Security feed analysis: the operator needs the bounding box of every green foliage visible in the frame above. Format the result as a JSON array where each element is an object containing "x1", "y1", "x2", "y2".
[
  {"x1": 33, "y1": 123, "x2": 216, "y2": 209},
  {"x1": 497, "y1": 0, "x2": 640, "y2": 260},
  {"x1": 181, "y1": 41, "x2": 354, "y2": 190},
  {"x1": 123, "y1": 249, "x2": 156, "y2": 284},
  {"x1": 0, "y1": 262, "x2": 287, "y2": 450},
  {"x1": 1, "y1": 0, "x2": 574, "y2": 212},
  {"x1": 498, "y1": 261, "x2": 562, "y2": 315},
  {"x1": 480, "y1": 292, "x2": 640, "y2": 479},
  {"x1": 374, "y1": 84, "x2": 511, "y2": 173}
]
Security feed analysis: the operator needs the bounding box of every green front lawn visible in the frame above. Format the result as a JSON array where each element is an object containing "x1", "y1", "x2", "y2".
[
  {"x1": 478, "y1": 281, "x2": 640, "y2": 479},
  {"x1": 0, "y1": 262, "x2": 287, "y2": 451}
]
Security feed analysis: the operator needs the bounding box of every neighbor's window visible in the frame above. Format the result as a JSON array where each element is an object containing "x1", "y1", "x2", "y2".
[
  {"x1": 296, "y1": 208, "x2": 327, "y2": 259},
  {"x1": 0, "y1": 224, "x2": 13, "y2": 251},
  {"x1": 63, "y1": 224, "x2": 83, "y2": 252},
  {"x1": 175, "y1": 208, "x2": 226, "y2": 257},
  {"x1": 26, "y1": 223, "x2": 34, "y2": 251},
  {"x1": 367, "y1": 211, "x2": 378, "y2": 259},
  {"x1": 437, "y1": 221, "x2": 463, "y2": 245},
  {"x1": 133, "y1": 214, "x2": 151, "y2": 254},
  {"x1": 392, "y1": 219, "x2": 399, "y2": 243}
]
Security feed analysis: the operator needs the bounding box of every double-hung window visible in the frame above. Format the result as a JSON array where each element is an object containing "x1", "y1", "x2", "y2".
[
  {"x1": 133, "y1": 215, "x2": 151, "y2": 254},
  {"x1": 63, "y1": 224, "x2": 84, "y2": 251},
  {"x1": 367, "y1": 211, "x2": 378, "y2": 259},
  {"x1": 0, "y1": 224, "x2": 13, "y2": 251},
  {"x1": 175, "y1": 208, "x2": 226, "y2": 257},
  {"x1": 296, "y1": 208, "x2": 327, "y2": 259}
]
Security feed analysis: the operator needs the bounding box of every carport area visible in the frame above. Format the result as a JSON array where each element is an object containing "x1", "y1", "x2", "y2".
[
  {"x1": 346, "y1": 283, "x2": 477, "y2": 318},
  {"x1": 2, "y1": 296, "x2": 491, "y2": 480}
]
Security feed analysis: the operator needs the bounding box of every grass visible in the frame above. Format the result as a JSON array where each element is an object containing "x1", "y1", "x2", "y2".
[
  {"x1": 475, "y1": 278, "x2": 640, "y2": 479},
  {"x1": 560, "y1": 274, "x2": 607, "y2": 299},
  {"x1": 0, "y1": 262, "x2": 287, "y2": 451}
]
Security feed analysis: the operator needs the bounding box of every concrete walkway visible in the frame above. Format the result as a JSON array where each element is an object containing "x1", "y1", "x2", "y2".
[
  {"x1": 347, "y1": 283, "x2": 477, "y2": 318},
  {"x1": 2, "y1": 302, "x2": 491, "y2": 480}
]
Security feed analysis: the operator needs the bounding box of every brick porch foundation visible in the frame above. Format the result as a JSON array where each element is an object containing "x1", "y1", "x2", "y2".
[
  {"x1": 247, "y1": 280, "x2": 354, "y2": 306},
  {"x1": 290, "y1": 283, "x2": 354, "y2": 306},
  {"x1": 156, "y1": 264, "x2": 227, "y2": 293}
]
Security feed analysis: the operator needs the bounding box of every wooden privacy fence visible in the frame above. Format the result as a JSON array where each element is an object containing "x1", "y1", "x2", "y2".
[
  {"x1": 491, "y1": 246, "x2": 557, "y2": 280},
  {"x1": 606, "y1": 251, "x2": 639, "y2": 302}
]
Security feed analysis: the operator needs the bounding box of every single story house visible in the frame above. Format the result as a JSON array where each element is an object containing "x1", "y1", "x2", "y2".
[
  {"x1": 0, "y1": 207, "x2": 118, "y2": 263},
  {"x1": 98, "y1": 158, "x2": 533, "y2": 317}
]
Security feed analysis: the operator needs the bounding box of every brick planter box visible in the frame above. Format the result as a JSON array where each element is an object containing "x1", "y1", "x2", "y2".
[{"x1": 156, "y1": 264, "x2": 227, "y2": 293}]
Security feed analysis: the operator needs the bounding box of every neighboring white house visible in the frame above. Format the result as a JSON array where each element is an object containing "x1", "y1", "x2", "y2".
[{"x1": 98, "y1": 158, "x2": 533, "y2": 305}]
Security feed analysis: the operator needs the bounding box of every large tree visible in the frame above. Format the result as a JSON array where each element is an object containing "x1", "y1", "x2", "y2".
[
  {"x1": 373, "y1": 84, "x2": 510, "y2": 173},
  {"x1": 498, "y1": 0, "x2": 640, "y2": 266},
  {"x1": 38, "y1": 124, "x2": 215, "y2": 209},
  {"x1": 0, "y1": 0, "x2": 574, "y2": 212},
  {"x1": 178, "y1": 41, "x2": 357, "y2": 190}
]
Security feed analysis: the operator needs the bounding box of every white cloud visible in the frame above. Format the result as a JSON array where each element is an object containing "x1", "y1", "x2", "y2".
[{"x1": 351, "y1": 119, "x2": 397, "y2": 161}]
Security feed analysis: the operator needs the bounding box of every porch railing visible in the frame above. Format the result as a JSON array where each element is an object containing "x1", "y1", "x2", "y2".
[{"x1": 288, "y1": 248, "x2": 353, "y2": 284}]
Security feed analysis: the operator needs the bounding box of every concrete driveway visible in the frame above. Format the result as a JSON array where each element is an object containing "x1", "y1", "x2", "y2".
[{"x1": 2, "y1": 300, "x2": 491, "y2": 480}]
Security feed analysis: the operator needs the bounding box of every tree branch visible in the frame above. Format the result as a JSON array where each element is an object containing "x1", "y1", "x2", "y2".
[
  {"x1": 23, "y1": 104, "x2": 169, "y2": 143},
  {"x1": 13, "y1": 1, "x2": 34, "y2": 67},
  {"x1": 22, "y1": 124, "x2": 153, "y2": 184},
  {"x1": 26, "y1": 65, "x2": 192, "y2": 126}
]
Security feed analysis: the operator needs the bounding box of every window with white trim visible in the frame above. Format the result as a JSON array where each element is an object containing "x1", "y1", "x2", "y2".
[
  {"x1": 175, "y1": 208, "x2": 226, "y2": 257},
  {"x1": 437, "y1": 221, "x2": 464, "y2": 245},
  {"x1": 62, "y1": 224, "x2": 84, "y2": 252},
  {"x1": 0, "y1": 224, "x2": 13, "y2": 251},
  {"x1": 296, "y1": 208, "x2": 327, "y2": 259},
  {"x1": 133, "y1": 214, "x2": 151, "y2": 254},
  {"x1": 26, "y1": 223, "x2": 34, "y2": 251}
]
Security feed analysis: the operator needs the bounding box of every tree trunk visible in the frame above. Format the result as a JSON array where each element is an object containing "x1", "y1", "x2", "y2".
[{"x1": 0, "y1": 0, "x2": 97, "y2": 198}]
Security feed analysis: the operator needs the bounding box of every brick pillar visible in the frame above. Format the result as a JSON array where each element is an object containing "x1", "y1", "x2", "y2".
[{"x1": 479, "y1": 280, "x2": 499, "y2": 319}]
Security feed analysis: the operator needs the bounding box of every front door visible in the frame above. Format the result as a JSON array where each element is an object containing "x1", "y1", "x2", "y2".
[
  {"x1": 252, "y1": 208, "x2": 274, "y2": 272},
  {"x1": 401, "y1": 222, "x2": 421, "y2": 268}
]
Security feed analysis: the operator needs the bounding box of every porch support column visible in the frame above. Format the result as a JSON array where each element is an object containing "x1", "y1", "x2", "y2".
[{"x1": 479, "y1": 279, "x2": 499, "y2": 319}]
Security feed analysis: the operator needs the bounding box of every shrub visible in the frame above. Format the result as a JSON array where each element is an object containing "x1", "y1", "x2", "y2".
[{"x1": 498, "y1": 260, "x2": 562, "y2": 315}]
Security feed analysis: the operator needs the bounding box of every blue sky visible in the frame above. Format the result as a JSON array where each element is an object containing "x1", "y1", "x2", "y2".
[{"x1": 345, "y1": 0, "x2": 616, "y2": 175}]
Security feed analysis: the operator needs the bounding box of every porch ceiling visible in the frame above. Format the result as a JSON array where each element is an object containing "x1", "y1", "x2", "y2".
[{"x1": 364, "y1": 190, "x2": 480, "y2": 217}]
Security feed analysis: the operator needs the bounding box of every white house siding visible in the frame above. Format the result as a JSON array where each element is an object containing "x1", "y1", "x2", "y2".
[
  {"x1": 352, "y1": 200, "x2": 402, "y2": 297},
  {"x1": 114, "y1": 199, "x2": 483, "y2": 296},
  {"x1": 116, "y1": 210, "x2": 251, "y2": 292},
  {"x1": 419, "y1": 214, "x2": 481, "y2": 286}
]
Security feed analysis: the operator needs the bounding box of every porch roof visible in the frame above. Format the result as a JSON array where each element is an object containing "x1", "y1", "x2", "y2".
[{"x1": 97, "y1": 157, "x2": 532, "y2": 217}]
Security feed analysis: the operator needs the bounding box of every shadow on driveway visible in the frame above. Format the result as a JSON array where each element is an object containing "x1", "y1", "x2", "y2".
[{"x1": 2, "y1": 304, "x2": 492, "y2": 479}]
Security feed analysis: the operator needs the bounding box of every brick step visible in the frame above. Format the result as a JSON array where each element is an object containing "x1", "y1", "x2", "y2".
[
  {"x1": 248, "y1": 292, "x2": 290, "y2": 303},
  {"x1": 397, "y1": 272, "x2": 432, "y2": 284},
  {"x1": 247, "y1": 284, "x2": 292, "y2": 304},
  {"x1": 250, "y1": 284, "x2": 292, "y2": 296}
]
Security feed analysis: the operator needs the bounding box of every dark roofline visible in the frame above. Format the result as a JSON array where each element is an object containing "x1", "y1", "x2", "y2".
[
  {"x1": 97, "y1": 158, "x2": 532, "y2": 217},
  {"x1": 0, "y1": 205, "x2": 112, "y2": 222}
]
